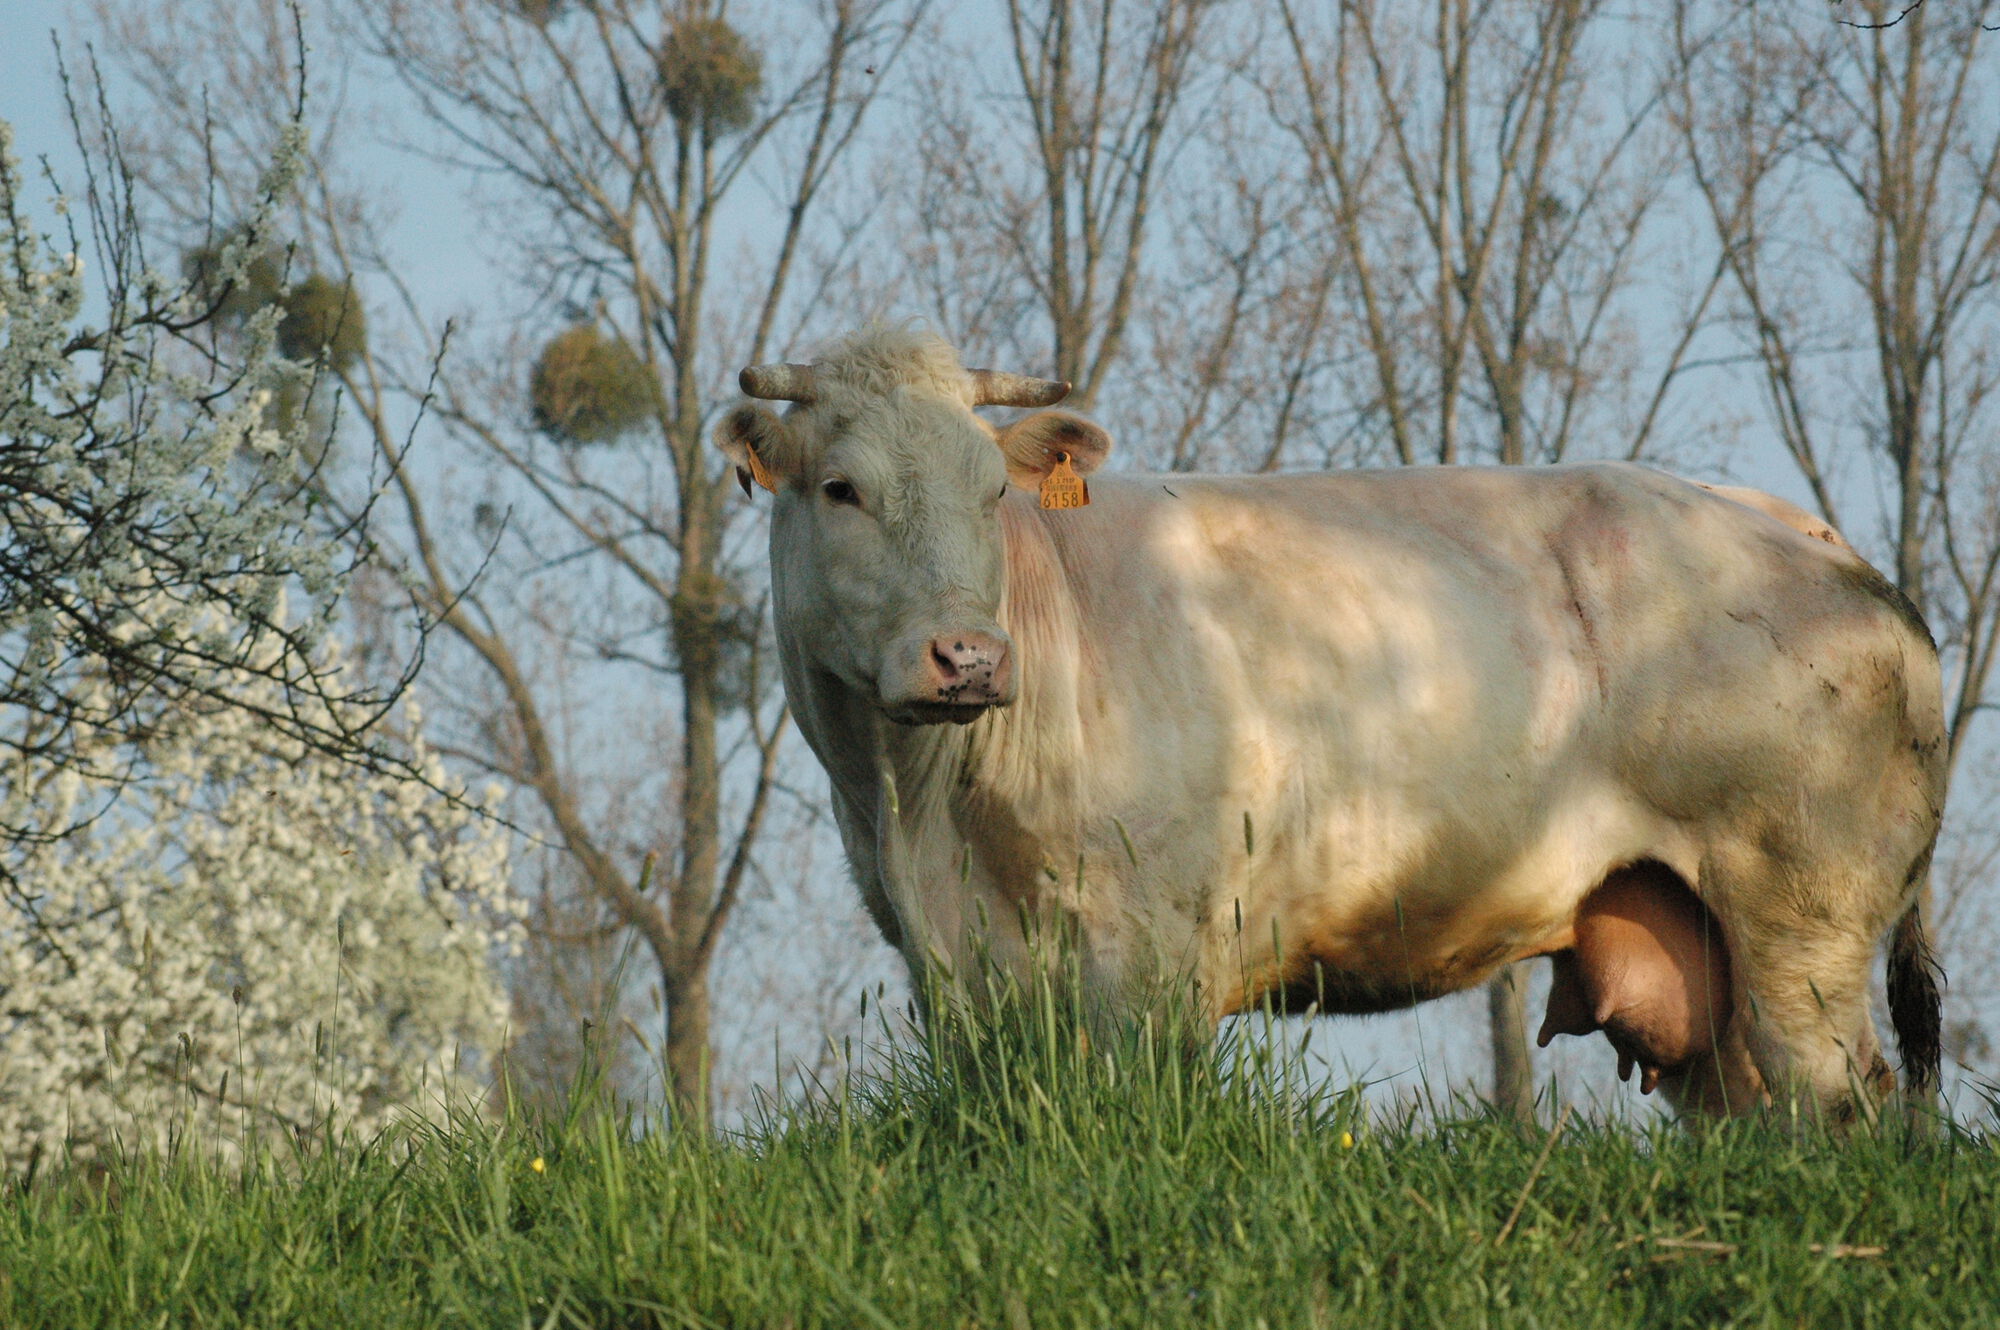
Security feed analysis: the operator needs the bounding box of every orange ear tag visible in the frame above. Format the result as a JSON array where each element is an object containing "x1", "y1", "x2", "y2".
[
  {"x1": 1039, "y1": 451, "x2": 1089, "y2": 510},
  {"x1": 745, "y1": 446, "x2": 778, "y2": 494}
]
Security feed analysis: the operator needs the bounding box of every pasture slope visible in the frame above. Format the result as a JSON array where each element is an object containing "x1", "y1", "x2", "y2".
[{"x1": 2, "y1": 1007, "x2": 1997, "y2": 1329}]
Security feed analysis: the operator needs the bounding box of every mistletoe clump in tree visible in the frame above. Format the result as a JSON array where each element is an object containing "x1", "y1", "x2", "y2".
[
  {"x1": 657, "y1": 14, "x2": 761, "y2": 139},
  {"x1": 528, "y1": 322, "x2": 659, "y2": 445},
  {"x1": 275, "y1": 272, "x2": 366, "y2": 370},
  {"x1": 182, "y1": 235, "x2": 367, "y2": 429}
]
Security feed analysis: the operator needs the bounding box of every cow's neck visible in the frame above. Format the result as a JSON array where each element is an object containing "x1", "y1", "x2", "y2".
[
  {"x1": 889, "y1": 499, "x2": 1085, "y2": 809},
  {"x1": 868, "y1": 500, "x2": 1094, "y2": 959}
]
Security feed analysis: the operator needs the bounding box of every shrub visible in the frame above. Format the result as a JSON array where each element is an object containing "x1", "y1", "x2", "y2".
[{"x1": 0, "y1": 653, "x2": 521, "y2": 1163}]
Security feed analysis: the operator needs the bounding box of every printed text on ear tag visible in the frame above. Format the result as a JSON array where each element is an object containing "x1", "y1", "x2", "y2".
[
  {"x1": 1039, "y1": 452, "x2": 1089, "y2": 510},
  {"x1": 746, "y1": 446, "x2": 778, "y2": 493}
]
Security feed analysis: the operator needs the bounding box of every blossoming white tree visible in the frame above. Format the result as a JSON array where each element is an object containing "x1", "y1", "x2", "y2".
[
  {"x1": 0, "y1": 657, "x2": 520, "y2": 1163},
  {"x1": 0, "y1": 94, "x2": 519, "y2": 1162},
  {"x1": 0, "y1": 100, "x2": 423, "y2": 874}
]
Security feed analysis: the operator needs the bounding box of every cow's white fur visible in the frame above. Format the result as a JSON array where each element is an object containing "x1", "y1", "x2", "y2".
[{"x1": 723, "y1": 327, "x2": 1945, "y2": 1116}]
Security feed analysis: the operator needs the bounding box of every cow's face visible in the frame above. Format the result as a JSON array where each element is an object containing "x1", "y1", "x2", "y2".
[{"x1": 717, "y1": 333, "x2": 1108, "y2": 726}]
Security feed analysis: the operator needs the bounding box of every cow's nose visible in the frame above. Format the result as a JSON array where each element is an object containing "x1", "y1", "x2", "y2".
[{"x1": 925, "y1": 631, "x2": 1012, "y2": 704}]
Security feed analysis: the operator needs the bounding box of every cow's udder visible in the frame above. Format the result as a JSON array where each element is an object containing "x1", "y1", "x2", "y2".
[{"x1": 1536, "y1": 861, "x2": 1734, "y2": 1095}]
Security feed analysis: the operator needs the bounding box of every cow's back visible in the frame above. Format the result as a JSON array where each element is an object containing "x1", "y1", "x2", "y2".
[{"x1": 1059, "y1": 462, "x2": 1938, "y2": 785}]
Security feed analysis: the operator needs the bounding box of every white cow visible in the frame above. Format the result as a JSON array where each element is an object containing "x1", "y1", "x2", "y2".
[{"x1": 718, "y1": 327, "x2": 1945, "y2": 1118}]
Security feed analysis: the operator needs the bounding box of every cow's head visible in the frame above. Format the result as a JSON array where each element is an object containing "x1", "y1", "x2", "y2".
[{"x1": 717, "y1": 328, "x2": 1110, "y2": 725}]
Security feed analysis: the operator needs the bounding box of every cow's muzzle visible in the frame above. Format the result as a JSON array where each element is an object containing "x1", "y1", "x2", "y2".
[{"x1": 881, "y1": 630, "x2": 1014, "y2": 725}]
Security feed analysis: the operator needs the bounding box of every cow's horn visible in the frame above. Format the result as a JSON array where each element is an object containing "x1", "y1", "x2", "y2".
[
  {"x1": 739, "y1": 363, "x2": 816, "y2": 402},
  {"x1": 967, "y1": 368, "x2": 1071, "y2": 408}
]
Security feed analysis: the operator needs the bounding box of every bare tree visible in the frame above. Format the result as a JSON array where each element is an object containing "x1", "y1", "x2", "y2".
[
  {"x1": 93, "y1": 0, "x2": 923, "y2": 1129},
  {"x1": 1268, "y1": 0, "x2": 1716, "y2": 1120},
  {"x1": 1671, "y1": 0, "x2": 2000, "y2": 1075},
  {"x1": 900, "y1": 0, "x2": 1223, "y2": 415}
]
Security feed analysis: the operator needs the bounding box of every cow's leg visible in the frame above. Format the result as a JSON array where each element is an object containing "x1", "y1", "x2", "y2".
[{"x1": 1726, "y1": 921, "x2": 1891, "y2": 1124}]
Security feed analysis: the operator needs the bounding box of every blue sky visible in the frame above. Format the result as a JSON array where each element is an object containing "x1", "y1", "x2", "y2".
[
  {"x1": 1, "y1": 0, "x2": 503, "y2": 322},
  {"x1": 3, "y1": 1, "x2": 89, "y2": 206}
]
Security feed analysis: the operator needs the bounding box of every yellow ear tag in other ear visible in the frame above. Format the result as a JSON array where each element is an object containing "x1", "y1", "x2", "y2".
[
  {"x1": 1039, "y1": 451, "x2": 1089, "y2": 510},
  {"x1": 745, "y1": 446, "x2": 778, "y2": 494}
]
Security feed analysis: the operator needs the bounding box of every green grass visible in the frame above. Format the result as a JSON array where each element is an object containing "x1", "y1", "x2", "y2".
[{"x1": 3, "y1": 996, "x2": 1997, "y2": 1329}]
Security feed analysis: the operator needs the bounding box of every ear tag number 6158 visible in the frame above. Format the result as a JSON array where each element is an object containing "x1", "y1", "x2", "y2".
[{"x1": 1039, "y1": 451, "x2": 1089, "y2": 510}]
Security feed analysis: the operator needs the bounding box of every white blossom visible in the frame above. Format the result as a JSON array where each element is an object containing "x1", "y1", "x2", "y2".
[
  {"x1": 0, "y1": 114, "x2": 516, "y2": 1164},
  {"x1": 0, "y1": 114, "x2": 379, "y2": 843},
  {"x1": 0, "y1": 642, "x2": 521, "y2": 1164}
]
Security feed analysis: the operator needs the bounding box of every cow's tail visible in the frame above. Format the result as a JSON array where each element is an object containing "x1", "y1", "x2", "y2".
[{"x1": 1886, "y1": 900, "x2": 1944, "y2": 1096}]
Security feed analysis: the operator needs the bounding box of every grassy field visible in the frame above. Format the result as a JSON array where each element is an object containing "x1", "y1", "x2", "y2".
[{"x1": 3, "y1": 1001, "x2": 1997, "y2": 1329}]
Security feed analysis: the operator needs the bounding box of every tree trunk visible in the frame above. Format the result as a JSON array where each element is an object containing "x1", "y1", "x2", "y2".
[
  {"x1": 668, "y1": 454, "x2": 724, "y2": 1132},
  {"x1": 1486, "y1": 964, "x2": 1535, "y2": 1123},
  {"x1": 662, "y1": 963, "x2": 713, "y2": 1129}
]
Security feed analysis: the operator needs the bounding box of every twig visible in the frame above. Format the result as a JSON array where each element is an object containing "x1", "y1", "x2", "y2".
[
  {"x1": 1833, "y1": 0, "x2": 1926, "y2": 30},
  {"x1": 1495, "y1": 1104, "x2": 1572, "y2": 1244},
  {"x1": 1650, "y1": 1237, "x2": 1737, "y2": 1256},
  {"x1": 1810, "y1": 1243, "x2": 1886, "y2": 1259}
]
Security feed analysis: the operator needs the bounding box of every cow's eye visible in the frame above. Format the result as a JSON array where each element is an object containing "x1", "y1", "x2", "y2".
[{"x1": 821, "y1": 478, "x2": 860, "y2": 506}]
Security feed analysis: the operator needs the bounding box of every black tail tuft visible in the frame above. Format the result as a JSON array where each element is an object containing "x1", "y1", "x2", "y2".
[{"x1": 1887, "y1": 904, "x2": 1945, "y2": 1095}]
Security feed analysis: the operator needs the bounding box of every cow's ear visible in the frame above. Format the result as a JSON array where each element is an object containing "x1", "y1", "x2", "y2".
[
  {"x1": 714, "y1": 403, "x2": 799, "y2": 497},
  {"x1": 995, "y1": 410, "x2": 1111, "y2": 486}
]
